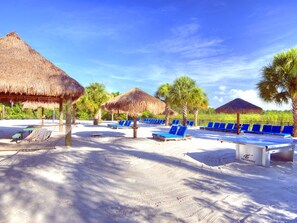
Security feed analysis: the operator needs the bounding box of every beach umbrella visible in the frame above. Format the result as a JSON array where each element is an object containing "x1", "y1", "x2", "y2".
[
  {"x1": 102, "y1": 88, "x2": 166, "y2": 138},
  {"x1": 22, "y1": 101, "x2": 60, "y2": 110},
  {"x1": 0, "y1": 32, "x2": 84, "y2": 103},
  {"x1": 0, "y1": 32, "x2": 84, "y2": 145},
  {"x1": 215, "y1": 98, "x2": 263, "y2": 134}
]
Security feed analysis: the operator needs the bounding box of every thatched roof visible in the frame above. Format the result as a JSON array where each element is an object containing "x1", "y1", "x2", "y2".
[
  {"x1": 0, "y1": 32, "x2": 84, "y2": 103},
  {"x1": 102, "y1": 88, "x2": 165, "y2": 115},
  {"x1": 215, "y1": 98, "x2": 263, "y2": 114},
  {"x1": 22, "y1": 101, "x2": 59, "y2": 110}
]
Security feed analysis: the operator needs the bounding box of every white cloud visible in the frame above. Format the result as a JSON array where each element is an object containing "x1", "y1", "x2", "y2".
[
  {"x1": 213, "y1": 96, "x2": 223, "y2": 103},
  {"x1": 172, "y1": 23, "x2": 200, "y2": 37},
  {"x1": 219, "y1": 86, "x2": 226, "y2": 91}
]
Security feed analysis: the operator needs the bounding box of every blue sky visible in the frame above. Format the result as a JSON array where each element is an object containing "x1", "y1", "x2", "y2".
[{"x1": 1, "y1": 0, "x2": 297, "y2": 110}]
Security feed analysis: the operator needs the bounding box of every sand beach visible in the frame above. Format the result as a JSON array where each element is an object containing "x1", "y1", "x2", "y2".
[{"x1": 0, "y1": 120, "x2": 297, "y2": 223}]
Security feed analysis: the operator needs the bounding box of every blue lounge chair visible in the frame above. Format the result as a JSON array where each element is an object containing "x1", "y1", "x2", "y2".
[
  {"x1": 187, "y1": 120, "x2": 194, "y2": 127},
  {"x1": 245, "y1": 124, "x2": 261, "y2": 134},
  {"x1": 283, "y1": 125, "x2": 293, "y2": 134},
  {"x1": 170, "y1": 119, "x2": 180, "y2": 125},
  {"x1": 263, "y1": 125, "x2": 281, "y2": 135},
  {"x1": 229, "y1": 123, "x2": 241, "y2": 133},
  {"x1": 239, "y1": 123, "x2": 250, "y2": 133},
  {"x1": 206, "y1": 122, "x2": 219, "y2": 131},
  {"x1": 152, "y1": 125, "x2": 178, "y2": 137},
  {"x1": 123, "y1": 120, "x2": 132, "y2": 127},
  {"x1": 200, "y1": 122, "x2": 213, "y2": 130},
  {"x1": 107, "y1": 120, "x2": 125, "y2": 128},
  {"x1": 275, "y1": 125, "x2": 293, "y2": 137},
  {"x1": 153, "y1": 126, "x2": 188, "y2": 141},
  {"x1": 223, "y1": 123, "x2": 234, "y2": 132},
  {"x1": 113, "y1": 120, "x2": 132, "y2": 129},
  {"x1": 261, "y1": 124, "x2": 272, "y2": 134},
  {"x1": 216, "y1": 123, "x2": 226, "y2": 131}
]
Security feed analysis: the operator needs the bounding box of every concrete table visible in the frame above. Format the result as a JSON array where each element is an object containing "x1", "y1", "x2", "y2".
[{"x1": 218, "y1": 135, "x2": 295, "y2": 167}]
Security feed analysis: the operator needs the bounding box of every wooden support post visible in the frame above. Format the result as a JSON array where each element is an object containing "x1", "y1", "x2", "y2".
[
  {"x1": 59, "y1": 99, "x2": 63, "y2": 132},
  {"x1": 237, "y1": 113, "x2": 240, "y2": 135},
  {"x1": 65, "y1": 96, "x2": 72, "y2": 146},
  {"x1": 72, "y1": 103, "x2": 76, "y2": 124},
  {"x1": 2, "y1": 104, "x2": 4, "y2": 120},
  {"x1": 133, "y1": 116, "x2": 137, "y2": 138},
  {"x1": 52, "y1": 108, "x2": 55, "y2": 123},
  {"x1": 41, "y1": 107, "x2": 45, "y2": 127}
]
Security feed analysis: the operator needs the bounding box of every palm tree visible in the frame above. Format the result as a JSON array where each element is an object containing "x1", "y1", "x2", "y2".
[
  {"x1": 76, "y1": 83, "x2": 109, "y2": 125},
  {"x1": 188, "y1": 88, "x2": 208, "y2": 127},
  {"x1": 155, "y1": 83, "x2": 172, "y2": 126},
  {"x1": 109, "y1": 91, "x2": 121, "y2": 121},
  {"x1": 170, "y1": 76, "x2": 196, "y2": 126},
  {"x1": 257, "y1": 47, "x2": 297, "y2": 136}
]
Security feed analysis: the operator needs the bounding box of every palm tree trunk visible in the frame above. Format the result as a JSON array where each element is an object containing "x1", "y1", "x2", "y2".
[
  {"x1": 194, "y1": 108, "x2": 198, "y2": 127},
  {"x1": 165, "y1": 103, "x2": 170, "y2": 126},
  {"x1": 72, "y1": 103, "x2": 76, "y2": 124},
  {"x1": 93, "y1": 108, "x2": 102, "y2": 125},
  {"x1": 292, "y1": 99, "x2": 297, "y2": 137},
  {"x1": 182, "y1": 103, "x2": 187, "y2": 126}
]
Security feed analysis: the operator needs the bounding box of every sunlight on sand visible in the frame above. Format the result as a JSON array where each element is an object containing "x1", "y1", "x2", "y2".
[{"x1": 0, "y1": 119, "x2": 297, "y2": 223}]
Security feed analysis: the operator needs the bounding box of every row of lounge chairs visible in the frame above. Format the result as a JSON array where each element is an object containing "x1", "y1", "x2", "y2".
[
  {"x1": 107, "y1": 120, "x2": 132, "y2": 129},
  {"x1": 142, "y1": 119, "x2": 194, "y2": 127},
  {"x1": 201, "y1": 122, "x2": 293, "y2": 137},
  {"x1": 171, "y1": 119, "x2": 194, "y2": 127},
  {"x1": 142, "y1": 119, "x2": 166, "y2": 125},
  {"x1": 200, "y1": 122, "x2": 248, "y2": 133},
  {"x1": 152, "y1": 125, "x2": 189, "y2": 141},
  {"x1": 170, "y1": 119, "x2": 180, "y2": 125},
  {"x1": 186, "y1": 120, "x2": 194, "y2": 127},
  {"x1": 244, "y1": 124, "x2": 293, "y2": 137}
]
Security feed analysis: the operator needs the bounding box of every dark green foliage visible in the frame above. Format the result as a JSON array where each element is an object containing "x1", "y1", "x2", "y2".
[{"x1": 0, "y1": 103, "x2": 57, "y2": 120}]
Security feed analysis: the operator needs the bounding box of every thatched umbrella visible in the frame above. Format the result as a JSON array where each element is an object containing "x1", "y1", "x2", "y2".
[
  {"x1": 215, "y1": 98, "x2": 263, "y2": 134},
  {"x1": 0, "y1": 32, "x2": 84, "y2": 145},
  {"x1": 22, "y1": 101, "x2": 59, "y2": 110},
  {"x1": 102, "y1": 88, "x2": 166, "y2": 138},
  {"x1": 101, "y1": 104, "x2": 127, "y2": 121}
]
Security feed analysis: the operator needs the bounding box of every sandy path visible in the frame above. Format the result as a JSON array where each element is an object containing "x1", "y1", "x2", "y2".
[{"x1": 0, "y1": 120, "x2": 297, "y2": 222}]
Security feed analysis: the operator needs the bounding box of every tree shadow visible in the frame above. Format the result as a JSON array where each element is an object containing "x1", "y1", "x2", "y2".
[
  {"x1": 0, "y1": 136, "x2": 187, "y2": 222},
  {"x1": 0, "y1": 125, "x2": 25, "y2": 138},
  {"x1": 1, "y1": 131, "x2": 297, "y2": 222},
  {"x1": 185, "y1": 149, "x2": 236, "y2": 166},
  {"x1": 72, "y1": 130, "x2": 126, "y2": 138}
]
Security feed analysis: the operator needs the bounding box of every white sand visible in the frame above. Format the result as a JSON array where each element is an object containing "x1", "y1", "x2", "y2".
[{"x1": 0, "y1": 120, "x2": 297, "y2": 223}]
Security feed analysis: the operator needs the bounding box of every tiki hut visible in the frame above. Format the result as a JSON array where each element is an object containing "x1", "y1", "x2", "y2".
[
  {"x1": 215, "y1": 98, "x2": 263, "y2": 134},
  {"x1": 0, "y1": 32, "x2": 84, "y2": 145},
  {"x1": 102, "y1": 88, "x2": 165, "y2": 138}
]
